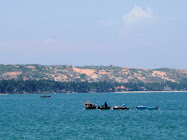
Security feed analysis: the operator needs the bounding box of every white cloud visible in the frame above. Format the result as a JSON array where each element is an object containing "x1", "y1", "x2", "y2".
[
  {"x1": 119, "y1": 6, "x2": 154, "y2": 49},
  {"x1": 123, "y1": 6, "x2": 153, "y2": 24}
]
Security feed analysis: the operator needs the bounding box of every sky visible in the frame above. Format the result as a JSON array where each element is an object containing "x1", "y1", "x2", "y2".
[{"x1": 0, "y1": 0, "x2": 187, "y2": 69}]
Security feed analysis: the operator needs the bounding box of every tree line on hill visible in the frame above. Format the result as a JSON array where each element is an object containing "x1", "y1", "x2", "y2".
[{"x1": 0, "y1": 79, "x2": 186, "y2": 94}]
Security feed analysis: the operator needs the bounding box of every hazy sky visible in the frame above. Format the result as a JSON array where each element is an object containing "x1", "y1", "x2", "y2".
[{"x1": 0, "y1": 0, "x2": 187, "y2": 69}]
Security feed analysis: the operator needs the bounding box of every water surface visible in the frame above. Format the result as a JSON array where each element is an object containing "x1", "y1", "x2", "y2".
[{"x1": 0, "y1": 92, "x2": 186, "y2": 140}]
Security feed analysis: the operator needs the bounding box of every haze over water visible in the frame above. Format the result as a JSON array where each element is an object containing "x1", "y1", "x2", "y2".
[{"x1": 0, "y1": 92, "x2": 186, "y2": 139}]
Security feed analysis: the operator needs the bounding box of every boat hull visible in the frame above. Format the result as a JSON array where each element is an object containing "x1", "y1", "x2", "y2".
[
  {"x1": 98, "y1": 106, "x2": 110, "y2": 110},
  {"x1": 40, "y1": 95, "x2": 51, "y2": 98},
  {"x1": 147, "y1": 106, "x2": 158, "y2": 110},
  {"x1": 112, "y1": 106, "x2": 129, "y2": 110},
  {"x1": 85, "y1": 106, "x2": 96, "y2": 109},
  {"x1": 136, "y1": 106, "x2": 147, "y2": 110}
]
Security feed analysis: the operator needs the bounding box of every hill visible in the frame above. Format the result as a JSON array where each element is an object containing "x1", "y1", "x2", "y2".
[{"x1": 0, "y1": 64, "x2": 187, "y2": 83}]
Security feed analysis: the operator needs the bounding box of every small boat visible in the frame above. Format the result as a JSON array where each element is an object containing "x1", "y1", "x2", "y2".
[
  {"x1": 112, "y1": 104, "x2": 129, "y2": 110},
  {"x1": 84, "y1": 101, "x2": 96, "y2": 109},
  {"x1": 147, "y1": 106, "x2": 159, "y2": 110},
  {"x1": 136, "y1": 105, "x2": 147, "y2": 110},
  {"x1": 98, "y1": 101, "x2": 110, "y2": 110},
  {"x1": 40, "y1": 95, "x2": 51, "y2": 98}
]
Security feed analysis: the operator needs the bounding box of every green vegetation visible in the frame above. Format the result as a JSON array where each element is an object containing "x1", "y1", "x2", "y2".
[
  {"x1": 80, "y1": 74, "x2": 86, "y2": 79},
  {"x1": 0, "y1": 80, "x2": 186, "y2": 94},
  {"x1": 0, "y1": 64, "x2": 187, "y2": 90},
  {"x1": 0, "y1": 65, "x2": 19, "y2": 74},
  {"x1": 1, "y1": 64, "x2": 187, "y2": 84}
]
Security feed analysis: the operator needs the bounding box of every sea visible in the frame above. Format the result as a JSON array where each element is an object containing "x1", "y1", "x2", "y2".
[{"x1": 0, "y1": 92, "x2": 186, "y2": 140}]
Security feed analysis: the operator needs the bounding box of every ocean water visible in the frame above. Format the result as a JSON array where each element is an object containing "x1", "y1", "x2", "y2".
[{"x1": 0, "y1": 92, "x2": 187, "y2": 140}]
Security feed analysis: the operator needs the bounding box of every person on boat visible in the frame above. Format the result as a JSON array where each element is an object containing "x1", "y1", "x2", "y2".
[
  {"x1": 104, "y1": 101, "x2": 108, "y2": 107},
  {"x1": 102, "y1": 101, "x2": 108, "y2": 107},
  {"x1": 122, "y1": 104, "x2": 126, "y2": 108}
]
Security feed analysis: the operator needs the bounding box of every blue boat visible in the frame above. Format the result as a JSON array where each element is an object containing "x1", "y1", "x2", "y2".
[
  {"x1": 147, "y1": 106, "x2": 159, "y2": 110},
  {"x1": 136, "y1": 105, "x2": 147, "y2": 110}
]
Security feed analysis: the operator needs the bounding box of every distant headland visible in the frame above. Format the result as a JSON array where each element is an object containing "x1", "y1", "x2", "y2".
[{"x1": 0, "y1": 64, "x2": 187, "y2": 94}]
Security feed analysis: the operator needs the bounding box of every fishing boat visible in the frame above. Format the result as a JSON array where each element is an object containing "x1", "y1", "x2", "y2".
[
  {"x1": 40, "y1": 95, "x2": 51, "y2": 98},
  {"x1": 147, "y1": 106, "x2": 159, "y2": 110},
  {"x1": 136, "y1": 105, "x2": 147, "y2": 110},
  {"x1": 98, "y1": 101, "x2": 110, "y2": 110},
  {"x1": 112, "y1": 104, "x2": 129, "y2": 110},
  {"x1": 84, "y1": 101, "x2": 96, "y2": 109}
]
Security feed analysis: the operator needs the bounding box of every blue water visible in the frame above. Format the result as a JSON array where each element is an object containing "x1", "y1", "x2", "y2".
[{"x1": 0, "y1": 92, "x2": 187, "y2": 140}]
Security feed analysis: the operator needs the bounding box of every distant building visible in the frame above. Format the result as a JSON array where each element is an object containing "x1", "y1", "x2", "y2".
[{"x1": 164, "y1": 86, "x2": 171, "y2": 91}]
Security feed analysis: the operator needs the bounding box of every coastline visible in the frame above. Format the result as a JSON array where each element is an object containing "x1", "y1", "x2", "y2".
[
  {"x1": 115, "y1": 90, "x2": 187, "y2": 93},
  {"x1": 1, "y1": 90, "x2": 187, "y2": 95}
]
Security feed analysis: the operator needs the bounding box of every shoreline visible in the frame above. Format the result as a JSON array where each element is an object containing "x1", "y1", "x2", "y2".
[
  {"x1": 115, "y1": 90, "x2": 187, "y2": 93},
  {"x1": 1, "y1": 90, "x2": 187, "y2": 95}
]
